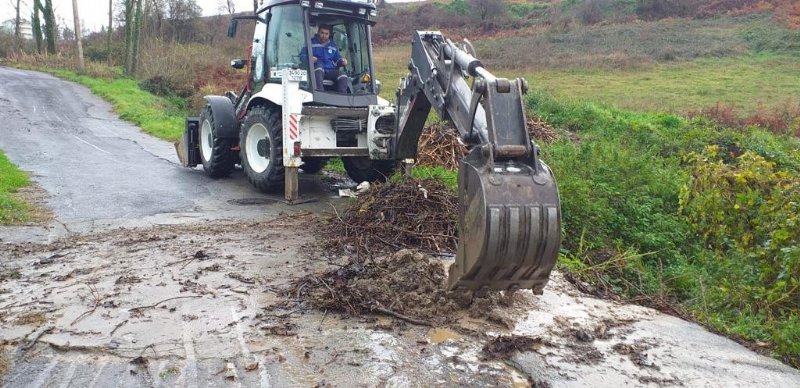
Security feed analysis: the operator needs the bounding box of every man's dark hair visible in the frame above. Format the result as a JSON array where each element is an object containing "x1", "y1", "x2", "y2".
[{"x1": 318, "y1": 24, "x2": 332, "y2": 32}]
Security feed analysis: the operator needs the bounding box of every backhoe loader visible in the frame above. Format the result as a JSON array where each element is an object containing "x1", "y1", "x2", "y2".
[{"x1": 176, "y1": 0, "x2": 561, "y2": 293}]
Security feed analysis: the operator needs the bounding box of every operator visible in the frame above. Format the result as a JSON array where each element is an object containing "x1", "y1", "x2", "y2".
[{"x1": 301, "y1": 24, "x2": 348, "y2": 93}]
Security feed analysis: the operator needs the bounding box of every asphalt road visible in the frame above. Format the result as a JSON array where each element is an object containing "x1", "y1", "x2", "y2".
[{"x1": 0, "y1": 66, "x2": 332, "y2": 241}]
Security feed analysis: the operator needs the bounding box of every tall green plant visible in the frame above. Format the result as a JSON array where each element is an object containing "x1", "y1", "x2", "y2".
[{"x1": 31, "y1": 4, "x2": 43, "y2": 54}]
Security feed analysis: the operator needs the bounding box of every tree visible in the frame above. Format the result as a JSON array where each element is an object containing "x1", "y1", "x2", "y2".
[
  {"x1": 218, "y1": 0, "x2": 235, "y2": 15},
  {"x1": 72, "y1": 0, "x2": 84, "y2": 72},
  {"x1": 469, "y1": 0, "x2": 505, "y2": 24},
  {"x1": 132, "y1": 0, "x2": 142, "y2": 74},
  {"x1": 108, "y1": 0, "x2": 113, "y2": 65},
  {"x1": 62, "y1": 26, "x2": 73, "y2": 40},
  {"x1": 146, "y1": 0, "x2": 166, "y2": 39},
  {"x1": 31, "y1": 0, "x2": 43, "y2": 53},
  {"x1": 121, "y1": 0, "x2": 145, "y2": 74},
  {"x1": 124, "y1": 0, "x2": 136, "y2": 74},
  {"x1": 41, "y1": 0, "x2": 56, "y2": 54},
  {"x1": 13, "y1": 0, "x2": 22, "y2": 39},
  {"x1": 166, "y1": 0, "x2": 200, "y2": 42}
]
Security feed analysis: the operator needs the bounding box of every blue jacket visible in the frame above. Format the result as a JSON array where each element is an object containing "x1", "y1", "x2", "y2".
[{"x1": 301, "y1": 35, "x2": 342, "y2": 71}]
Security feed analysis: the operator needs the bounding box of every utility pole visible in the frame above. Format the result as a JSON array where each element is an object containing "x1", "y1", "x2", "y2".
[{"x1": 72, "y1": 0, "x2": 85, "y2": 72}]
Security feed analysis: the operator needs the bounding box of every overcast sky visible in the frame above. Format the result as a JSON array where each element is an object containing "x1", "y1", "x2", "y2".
[{"x1": 2, "y1": 1, "x2": 417, "y2": 32}]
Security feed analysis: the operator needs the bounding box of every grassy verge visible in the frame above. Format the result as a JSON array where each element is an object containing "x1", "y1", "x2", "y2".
[
  {"x1": 0, "y1": 151, "x2": 30, "y2": 224},
  {"x1": 48, "y1": 69, "x2": 187, "y2": 141}
]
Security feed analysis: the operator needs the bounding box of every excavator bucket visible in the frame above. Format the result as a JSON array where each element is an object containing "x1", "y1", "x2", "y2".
[{"x1": 448, "y1": 147, "x2": 561, "y2": 294}]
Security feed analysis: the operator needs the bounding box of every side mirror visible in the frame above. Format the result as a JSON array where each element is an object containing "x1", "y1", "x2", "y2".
[
  {"x1": 227, "y1": 19, "x2": 238, "y2": 38},
  {"x1": 231, "y1": 59, "x2": 246, "y2": 70}
]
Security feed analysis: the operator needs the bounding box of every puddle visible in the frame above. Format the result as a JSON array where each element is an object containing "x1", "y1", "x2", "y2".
[
  {"x1": 428, "y1": 327, "x2": 462, "y2": 344},
  {"x1": 319, "y1": 171, "x2": 355, "y2": 192}
]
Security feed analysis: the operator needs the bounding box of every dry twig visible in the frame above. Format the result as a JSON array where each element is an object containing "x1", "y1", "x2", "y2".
[{"x1": 129, "y1": 295, "x2": 202, "y2": 313}]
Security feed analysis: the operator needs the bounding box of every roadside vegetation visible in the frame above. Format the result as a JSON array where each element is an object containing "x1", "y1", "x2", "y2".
[
  {"x1": 529, "y1": 93, "x2": 800, "y2": 366},
  {"x1": 1, "y1": 0, "x2": 799, "y2": 366},
  {"x1": 0, "y1": 152, "x2": 30, "y2": 224}
]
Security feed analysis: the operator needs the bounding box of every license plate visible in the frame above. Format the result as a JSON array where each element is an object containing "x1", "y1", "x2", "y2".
[{"x1": 286, "y1": 69, "x2": 307, "y2": 82}]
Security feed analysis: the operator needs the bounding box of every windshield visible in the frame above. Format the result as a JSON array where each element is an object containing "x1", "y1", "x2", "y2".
[
  {"x1": 266, "y1": 5, "x2": 310, "y2": 89},
  {"x1": 262, "y1": 5, "x2": 375, "y2": 95}
]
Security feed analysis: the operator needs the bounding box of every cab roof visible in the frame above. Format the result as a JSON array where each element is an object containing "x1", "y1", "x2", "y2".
[{"x1": 259, "y1": 0, "x2": 377, "y2": 13}]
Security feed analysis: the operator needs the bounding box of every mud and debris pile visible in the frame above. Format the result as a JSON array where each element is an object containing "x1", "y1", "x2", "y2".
[
  {"x1": 481, "y1": 335, "x2": 544, "y2": 360},
  {"x1": 291, "y1": 249, "x2": 528, "y2": 328},
  {"x1": 321, "y1": 177, "x2": 458, "y2": 257},
  {"x1": 292, "y1": 250, "x2": 463, "y2": 326}
]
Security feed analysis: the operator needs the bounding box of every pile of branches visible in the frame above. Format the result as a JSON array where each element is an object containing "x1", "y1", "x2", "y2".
[
  {"x1": 528, "y1": 116, "x2": 563, "y2": 144},
  {"x1": 415, "y1": 115, "x2": 564, "y2": 170},
  {"x1": 416, "y1": 123, "x2": 467, "y2": 169},
  {"x1": 322, "y1": 177, "x2": 458, "y2": 258}
]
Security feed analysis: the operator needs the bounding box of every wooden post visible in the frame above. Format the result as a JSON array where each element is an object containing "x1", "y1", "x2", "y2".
[{"x1": 285, "y1": 167, "x2": 299, "y2": 203}]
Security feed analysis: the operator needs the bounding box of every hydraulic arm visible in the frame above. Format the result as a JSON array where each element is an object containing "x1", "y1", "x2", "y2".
[{"x1": 395, "y1": 31, "x2": 561, "y2": 294}]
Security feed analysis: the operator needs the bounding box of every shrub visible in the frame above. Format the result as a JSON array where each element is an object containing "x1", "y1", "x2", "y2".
[
  {"x1": 680, "y1": 145, "x2": 800, "y2": 366},
  {"x1": 689, "y1": 100, "x2": 800, "y2": 136}
]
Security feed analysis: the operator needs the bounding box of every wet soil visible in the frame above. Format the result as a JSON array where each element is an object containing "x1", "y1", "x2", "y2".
[{"x1": 291, "y1": 249, "x2": 527, "y2": 329}]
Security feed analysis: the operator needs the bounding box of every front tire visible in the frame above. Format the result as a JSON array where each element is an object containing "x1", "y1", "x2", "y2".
[
  {"x1": 342, "y1": 157, "x2": 398, "y2": 183},
  {"x1": 199, "y1": 104, "x2": 236, "y2": 178},
  {"x1": 240, "y1": 106, "x2": 284, "y2": 192}
]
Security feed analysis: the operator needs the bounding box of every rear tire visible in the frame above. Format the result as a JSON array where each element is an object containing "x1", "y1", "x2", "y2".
[
  {"x1": 342, "y1": 157, "x2": 398, "y2": 183},
  {"x1": 301, "y1": 157, "x2": 328, "y2": 174},
  {"x1": 240, "y1": 106, "x2": 284, "y2": 192},
  {"x1": 199, "y1": 104, "x2": 236, "y2": 178}
]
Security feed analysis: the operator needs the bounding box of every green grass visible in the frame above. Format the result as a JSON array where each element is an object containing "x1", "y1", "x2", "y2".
[
  {"x1": 325, "y1": 158, "x2": 346, "y2": 174},
  {"x1": 519, "y1": 54, "x2": 800, "y2": 115},
  {"x1": 409, "y1": 165, "x2": 457, "y2": 190},
  {"x1": 0, "y1": 151, "x2": 30, "y2": 224}
]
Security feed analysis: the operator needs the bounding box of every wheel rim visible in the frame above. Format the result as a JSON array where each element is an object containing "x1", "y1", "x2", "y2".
[
  {"x1": 200, "y1": 119, "x2": 213, "y2": 162},
  {"x1": 246, "y1": 123, "x2": 271, "y2": 173}
]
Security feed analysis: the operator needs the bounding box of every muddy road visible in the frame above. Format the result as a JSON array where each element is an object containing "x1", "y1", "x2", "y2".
[{"x1": 1, "y1": 67, "x2": 799, "y2": 387}]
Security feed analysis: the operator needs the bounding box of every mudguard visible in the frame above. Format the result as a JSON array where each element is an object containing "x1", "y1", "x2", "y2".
[{"x1": 204, "y1": 95, "x2": 239, "y2": 139}]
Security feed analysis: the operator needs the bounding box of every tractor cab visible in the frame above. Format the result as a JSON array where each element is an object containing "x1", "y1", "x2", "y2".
[{"x1": 240, "y1": 0, "x2": 379, "y2": 108}]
